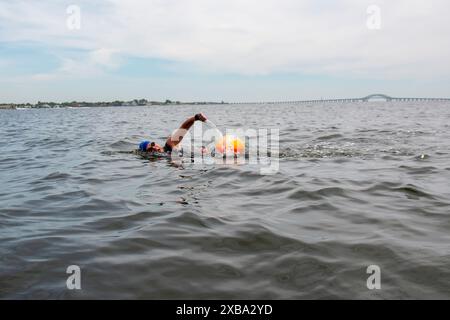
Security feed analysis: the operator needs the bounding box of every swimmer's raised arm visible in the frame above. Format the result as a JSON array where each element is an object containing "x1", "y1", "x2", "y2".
[{"x1": 165, "y1": 113, "x2": 207, "y2": 150}]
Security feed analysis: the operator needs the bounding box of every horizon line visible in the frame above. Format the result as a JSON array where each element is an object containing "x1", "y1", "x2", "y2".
[{"x1": 2, "y1": 94, "x2": 450, "y2": 106}]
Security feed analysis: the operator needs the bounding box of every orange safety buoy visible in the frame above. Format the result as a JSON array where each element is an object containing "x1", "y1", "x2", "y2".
[{"x1": 215, "y1": 135, "x2": 244, "y2": 154}]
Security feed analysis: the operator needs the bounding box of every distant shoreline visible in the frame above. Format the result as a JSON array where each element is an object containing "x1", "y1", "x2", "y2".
[
  {"x1": 2, "y1": 94, "x2": 450, "y2": 110},
  {"x1": 0, "y1": 99, "x2": 228, "y2": 110}
]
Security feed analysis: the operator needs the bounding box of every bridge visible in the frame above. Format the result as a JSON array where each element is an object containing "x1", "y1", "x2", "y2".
[{"x1": 231, "y1": 94, "x2": 450, "y2": 105}]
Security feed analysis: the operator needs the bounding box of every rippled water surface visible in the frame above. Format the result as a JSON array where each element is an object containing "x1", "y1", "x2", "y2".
[{"x1": 1, "y1": 102, "x2": 450, "y2": 299}]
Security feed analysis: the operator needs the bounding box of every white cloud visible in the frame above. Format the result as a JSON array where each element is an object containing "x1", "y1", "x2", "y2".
[
  {"x1": 1, "y1": 0, "x2": 450, "y2": 79},
  {"x1": 29, "y1": 49, "x2": 120, "y2": 81},
  {"x1": 89, "y1": 48, "x2": 120, "y2": 68}
]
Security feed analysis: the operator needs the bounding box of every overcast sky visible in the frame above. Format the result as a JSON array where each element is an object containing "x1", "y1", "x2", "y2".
[{"x1": 1, "y1": 0, "x2": 449, "y2": 103}]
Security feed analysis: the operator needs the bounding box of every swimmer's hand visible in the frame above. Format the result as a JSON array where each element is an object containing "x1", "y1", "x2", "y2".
[{"x1": 195, "y1": 113, "x2": 207, "y2": 122}]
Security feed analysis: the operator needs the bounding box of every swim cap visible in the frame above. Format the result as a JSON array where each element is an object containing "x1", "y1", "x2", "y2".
[{"x1": 139, "y1": 140, "x2": 150, "y2": 151}]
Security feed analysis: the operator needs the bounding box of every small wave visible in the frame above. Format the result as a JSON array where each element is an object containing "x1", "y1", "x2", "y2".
[
  {"x1": 43, "y1": 171, "x2": 71, "y2": 181},
  {"x1": 379, "y1": 146, "x2": 416, "y2": 156},
  {"x1": 316, "y1": 133, "x2": 344, "y2": 141},
  {"x1": 24, "y1": 137, "x2": 70, "y2": 148},
  {"x1": 280, "y1": 145, "x2": 364, "y2": 159},
  {"x1": 392, "y1": 185, "x2": 436, "y2": 200},
  {"x1": 109, "y1": 140, "x2": 137, "y2": 150},
  {"x1": 28, "y1": 171, "x2": 71, "y2": 185},
  {"x1": 399, "y1": 165, "x2": 437, "y2": 175},
  {"x1": 365, "y1": 183, "x2": 436, "y2": 200},
  {"x1": 101, "y1": 150, "x2": 135, "y2": 156},
  {"x1": 414, "y1": 154, "x2": 431, "y2": 160}
]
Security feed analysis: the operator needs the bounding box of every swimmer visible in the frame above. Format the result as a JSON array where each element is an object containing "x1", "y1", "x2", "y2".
[{"x1": 138, "y1": 113, "x2": 208, "y2": 154}]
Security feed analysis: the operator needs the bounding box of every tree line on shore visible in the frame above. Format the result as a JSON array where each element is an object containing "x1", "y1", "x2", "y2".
[{"x1": 0, "y1": 99, "x2": 227, "y2": 109}]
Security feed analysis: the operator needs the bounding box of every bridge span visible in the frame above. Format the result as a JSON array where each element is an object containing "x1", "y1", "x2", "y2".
[{"x1": 231, "y1": 94, "x2": 450, "y2": 105}]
